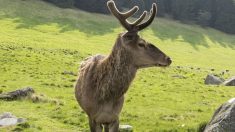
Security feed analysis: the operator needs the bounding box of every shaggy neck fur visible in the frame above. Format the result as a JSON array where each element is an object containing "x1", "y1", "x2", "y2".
[{"x1": 94, "y1": 36, "x2": 137, "y2": 102}]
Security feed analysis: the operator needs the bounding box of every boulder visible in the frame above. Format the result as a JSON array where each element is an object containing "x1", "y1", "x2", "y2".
[
  {"x1": 204, "y1": 74, "x2": 224, "y2": 85},
  {"x1": 0, "y1": 112, "x2": 26, "y2": 127},
  {"x1": 204, "y1": 98, "x2": 235, "y2": 132},
  {"x1": 119, "y1": 125, "x2": 133, "y2": 132},
  {"x1": 223, "y1": 77, "x2": 235, "y2": 86},
  {"x1": 0, "y1": 87, "x2": 34, "y2": 100}
]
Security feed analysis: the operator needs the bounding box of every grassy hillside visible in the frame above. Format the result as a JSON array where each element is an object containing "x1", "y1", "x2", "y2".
[{"x1": 0, "y1": 0, "x2": 235, "y2": 131}]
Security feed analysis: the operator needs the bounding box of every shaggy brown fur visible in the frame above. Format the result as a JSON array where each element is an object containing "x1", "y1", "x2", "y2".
[
  {"x1": 75, "y1": 35, "x2": 136, "y2": 132},
  {"x1": 75, "y1": 1, "x2": 172, "y2": 132},
  {"x1": 76, "y1": 36, "x2": 137, "y2": 102}
]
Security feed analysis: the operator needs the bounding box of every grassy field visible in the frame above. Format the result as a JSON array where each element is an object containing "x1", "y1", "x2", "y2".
[{"x1": 0, "y1": 0, "x2": 235, "y2": 131}]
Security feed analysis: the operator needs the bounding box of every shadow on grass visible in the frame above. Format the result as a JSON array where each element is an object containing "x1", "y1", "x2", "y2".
[
  {"x1": 20, "y1": 17, "x2": 118, "y2": 35},
  {"x1": 151, "y1": 21, "x2": 235, "y2": 50},
  {"x1": 0, "y1": 10, "x2": 119, "y2": 36},
  {"x1": 0, "y1": 4, "x2": 234, "y2": 49}
]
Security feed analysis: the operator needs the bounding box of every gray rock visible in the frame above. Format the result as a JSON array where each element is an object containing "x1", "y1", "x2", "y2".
[
  {"x1": 0, "y1": 112, "x2": 15, "y2": 119},
  {"x1": 204, "y1": 74, "x2": 223, "y2": 85},
  {"x1": 0, "y1": 112, "x2": 26, "y2": 127},
  {"x1": 204, "y1": 98, "x2": 235, "y2": 132},
  {"x1": 223, "y1": 77, "x2": 235, "y2": 86},
  {"x1": 172, "y1": 75, "x2": 186, "y2": 79},
  {"x1": 0, "y1": 87, "x2": 34, "y2": 100},
  {"x1": 61, "y1": 71, "x2": 77, "y2": 76},
  {"x1": 119, "y1": 125, "x2": 133, "y2": 132}
]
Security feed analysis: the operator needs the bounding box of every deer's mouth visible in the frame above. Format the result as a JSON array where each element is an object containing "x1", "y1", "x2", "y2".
[
  {"x1": 155, "y1": 63, "x2": 169, "y2": 67},
  {"x1": 156, "y1": 57, "x2": 172, "y2": 67},
  {"x1": 138, "y1": 63, "x2": 170, "y2": 68}
]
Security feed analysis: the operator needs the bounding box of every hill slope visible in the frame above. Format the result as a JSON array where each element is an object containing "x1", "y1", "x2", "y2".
[{"x1": 0, "y1": 0, "x2": 235, "y2": 131}]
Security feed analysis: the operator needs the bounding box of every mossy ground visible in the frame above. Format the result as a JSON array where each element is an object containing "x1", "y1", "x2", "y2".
[{"x1": 0, "y1": 0, "x2": 235, "y2": 131}]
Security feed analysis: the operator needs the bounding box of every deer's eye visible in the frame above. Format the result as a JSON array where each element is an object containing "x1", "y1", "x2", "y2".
[{"x1": 138, "y1": 43, "x2": 145, "y2": 48}]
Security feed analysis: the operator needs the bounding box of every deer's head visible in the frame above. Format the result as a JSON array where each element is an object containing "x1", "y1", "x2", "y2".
[{"x1": 107, "y1": 0, "x2": 172, "y2": 68}]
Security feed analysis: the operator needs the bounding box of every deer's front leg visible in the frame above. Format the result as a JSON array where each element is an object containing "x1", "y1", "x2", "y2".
[
  {"x1": 108, "y1": 120, "x2": 119, "y2": 132},
  {"x1": 89, "y1": 118, "x2": 103, "y2": 132}
]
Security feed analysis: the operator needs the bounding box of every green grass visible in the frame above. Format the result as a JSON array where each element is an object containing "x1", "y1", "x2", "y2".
[{"x1": 0, "y1": 0, "x2": 235, "y2": 131}]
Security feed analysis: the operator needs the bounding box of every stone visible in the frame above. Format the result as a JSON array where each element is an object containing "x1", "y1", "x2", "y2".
[
  {"x1": 119, "y1": 125, "x2": 133, "y2": 132},
  {"x1": 176, "y1": 66, "x2": 181, "y2": 69},
  {"x1": 172, "y1": 75, "x2": 186, "y2": 79},
  {"x1": 204, "y1": 74, "x2": 223, "y2": 85},
  {"x1": 223, "y1": 77, "x2": 235, "y2": 86},
  {"x1": 204, "y1": 98, "x2": 235, "y2": 132},
  {"x1": 0, "y1": 112, "x2": 26, "y2": 127},
  {"x1": 61, "y1": 71, "x2": 77, "y2": 76},
  {"x1": 0, "y1": 87, "x2": 34, "y2": 100},
  {"x1": 0, "y1": 112, "x2": 15, "y2": 119}
]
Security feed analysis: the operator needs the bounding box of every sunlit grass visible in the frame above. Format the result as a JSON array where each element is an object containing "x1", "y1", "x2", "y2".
[{"x1": 0, "y1": 0, "x2": 235, "y2": 131}]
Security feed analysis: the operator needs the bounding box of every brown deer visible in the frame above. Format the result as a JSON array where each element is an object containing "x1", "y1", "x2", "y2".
[{"x1": 75, "y1": 0, "x2": 172, "y2": 132}]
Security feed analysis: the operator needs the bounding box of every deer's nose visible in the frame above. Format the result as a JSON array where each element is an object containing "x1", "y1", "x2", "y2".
[{"x1": 166, "y1": 57, "x2": 172, "y2": 65}]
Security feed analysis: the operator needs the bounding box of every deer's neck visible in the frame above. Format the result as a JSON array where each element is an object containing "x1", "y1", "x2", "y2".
[
  {"x1": 96, "y1": 38, "x2": 137, "y2": 101},
  {"x1": 106, "y1": 41, "x2": 137, "y2": 77}
]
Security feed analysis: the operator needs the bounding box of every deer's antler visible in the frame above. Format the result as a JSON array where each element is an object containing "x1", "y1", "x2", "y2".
[{"x1": 107, "y1": 0, "x2": 157, "y2": 32}]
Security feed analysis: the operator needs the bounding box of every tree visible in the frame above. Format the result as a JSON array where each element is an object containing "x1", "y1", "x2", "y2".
[
  {"x1": 43, "y1": 0, "x2": 74, "y2": 8},
  {"x1": 43, "y1": 0, "x2": 235, "y2": 34}
]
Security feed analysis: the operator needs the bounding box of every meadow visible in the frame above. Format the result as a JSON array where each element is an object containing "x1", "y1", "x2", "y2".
[{"x1": 0, "y1": 0, "x2": 235, "y2": 131}]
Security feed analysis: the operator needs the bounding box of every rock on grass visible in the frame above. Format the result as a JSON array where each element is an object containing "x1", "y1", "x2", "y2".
[
  {"x1": 0, "y1": 112, "x2": 26, "y2": 127},
  {"x1": 204, "y1": 98, "x2": 235, "y2": 132},
  {"x1": 119, "y1": 125, "x2": 133, "y2": 132},
  {"x1": 223, "y1": 76, "x2": 235, "y2": 86},
  {"x1": 0, "y1": 87, "x2": 34, "y2": 100},
  {"x1": 204, "y1": 74, "x2": 224, "y2": 85}
]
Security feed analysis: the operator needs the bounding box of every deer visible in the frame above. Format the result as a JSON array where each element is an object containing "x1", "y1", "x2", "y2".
[{"x1": 75, "y1": 0, "x2": 172, "y2": 132}]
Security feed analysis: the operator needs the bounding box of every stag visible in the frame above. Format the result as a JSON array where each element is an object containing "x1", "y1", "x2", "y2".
[{"x1": 75, "y1": 0, "x2": 172, "y2": 131}]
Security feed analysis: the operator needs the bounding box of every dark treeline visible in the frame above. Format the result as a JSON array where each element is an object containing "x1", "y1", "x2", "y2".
[{"x1": 44, "y1": 0, "x2": 235, "y2": 34}]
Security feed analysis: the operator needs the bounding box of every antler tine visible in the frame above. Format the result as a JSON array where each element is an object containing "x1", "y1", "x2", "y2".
[
  {"x1": 130, "y1": 11, "x2": 147, "y2": 26},
  {"x1": 137, "y1": 3, "x2": 157, "y2": 31},
  {"x1": 122, "y1": 6, "x2": 139, "y2": 19},
  {"x1": 107, "y1": 0, "x2": 156, "y2": 32},
  {"x1": 107, "y1": 0, "x2": 139, "y2": 31}
]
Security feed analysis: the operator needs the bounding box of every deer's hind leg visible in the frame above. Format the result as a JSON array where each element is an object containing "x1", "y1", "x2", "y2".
[
  {"x1": 108, "y1": 120, "x2": 119, "y2": 132},
  {"x1": 104, "y1": 124, "x2": 109, "y2": 132},
  {"x1": 89, "y1": 117, "x2": 103, "y2": 132}
]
